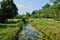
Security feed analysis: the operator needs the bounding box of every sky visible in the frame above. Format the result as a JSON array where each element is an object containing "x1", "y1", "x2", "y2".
[{"x1": 0, "y1": 0, "x2": 51, "y2": 15}]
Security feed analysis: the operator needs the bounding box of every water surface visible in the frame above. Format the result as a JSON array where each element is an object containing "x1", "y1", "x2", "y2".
[{"x1": 19, "y1": 24, "x2": 40, "y2": 40}]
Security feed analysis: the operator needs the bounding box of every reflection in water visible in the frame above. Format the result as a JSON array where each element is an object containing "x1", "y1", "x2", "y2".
[{"x1": 19, "y1": 24, "x2": 40, "y2": 40}]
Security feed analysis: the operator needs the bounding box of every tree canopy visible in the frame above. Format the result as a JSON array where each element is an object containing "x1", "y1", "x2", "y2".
[
  {"x1": 50, "y1": 0, "x2": 60, "y2": 4},
  {"x1": 0, "y1": 0, "x2": 18, "y2": 23},
  {"x1": 30, "y1": 2, "x2": 60, "y2": 21}
]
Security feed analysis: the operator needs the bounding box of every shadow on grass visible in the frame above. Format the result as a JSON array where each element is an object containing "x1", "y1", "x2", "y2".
[{"x1": 0, "y1": 25, "x2": 7, "y2": 28}]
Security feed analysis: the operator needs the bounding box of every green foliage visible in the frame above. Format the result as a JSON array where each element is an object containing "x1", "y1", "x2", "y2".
[
  {"x1": 26, "y1": 12, "x2": 31, "y2": 17},
  {"x1": 42, "y1": 3, "x2": 50, "y2": 9},
  {"x1": 0, "y1": 0, "x2": 18, "y2": 23},
  {"x1": 31, "y1": 3, "x2": 60, "y2": 21},
  {"x1": 0, "y1": 18, "x2": 27, "y2": 40},
  {"x1": 50, "y1": 0, "x2": 60, "y2": 4},
  {"x1": 1, "y1": 0, "x2": 18, "y2": 18},
  {"x1": 31, "y1": 10, "x2": 39, "y2": 18},
  {"x1": 14, "y1": 15, "x2": 22, "y2": 19}
]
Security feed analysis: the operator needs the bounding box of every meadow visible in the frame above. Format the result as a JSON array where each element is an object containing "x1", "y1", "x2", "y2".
[
  {"x1": 0, "y1": 19, "x2": 22, "y2": 40},
  {"x1": 30, "y1": 18, "x2": 60, "y2": 40}
]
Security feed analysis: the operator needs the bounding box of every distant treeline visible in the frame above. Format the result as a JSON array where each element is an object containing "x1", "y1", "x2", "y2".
[
  {"x1": 15, "y1": 0, "x2": 60, "y2": 21},
  {"x1": 31, "y1": 3, "x2": 60, "y2": 21},
  {"x1": 16, "y1": 3, "x2": 60, "y2": 21}
]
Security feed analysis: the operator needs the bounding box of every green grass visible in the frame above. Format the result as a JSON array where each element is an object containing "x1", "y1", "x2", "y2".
[
  {"x1": 0, "y1": 27, "x2": 19, "y2": 40},
  {"x1": 5, "y1": 19, "x2": 20, "y2": 24},
  {"x1": 0, "y1": 24, "x2": 17, "y2": 28},
  {"x1": 0, "y1": 18, "x2": 26, "y2": 40},
  {"x1": 0, "y1": 19, "x2": 22, "y2": 40},
  {"x1": 0, "y1": 24, "x2": 18, "y2": 40},
  {"x1": 30, "y1": 18, "x2": 60, "y2": 40}
]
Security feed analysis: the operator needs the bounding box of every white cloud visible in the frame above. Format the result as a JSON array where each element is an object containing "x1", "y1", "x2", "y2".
[
  {"x1": 16, "y1": 3, "x2": 33, "y2": 14},
  {"x1": 16, "y1": 4, "x2": 25, "y2": 9},
  {"x1": 16, "y1": 4, "x2": 32, "y2": 10}
]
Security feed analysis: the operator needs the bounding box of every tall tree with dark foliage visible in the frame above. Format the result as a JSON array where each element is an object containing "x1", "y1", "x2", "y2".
[{"x1": 0, "y1": 0, "x2": 18, "y2": 23}]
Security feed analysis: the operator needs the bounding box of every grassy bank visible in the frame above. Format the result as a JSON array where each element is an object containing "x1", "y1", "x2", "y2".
[
  {"x1": 0, "y1": 27, "x2": 19, "y2": 40},
  {"x1": 0, "y1": 19, "x2": 23, "y2": 40},
  {"x1": 30, "y1": 18, "x2": 60, "y2": 40},
  {"x1": 0, "y1": 18, "x2": 27, "y2": 40}
]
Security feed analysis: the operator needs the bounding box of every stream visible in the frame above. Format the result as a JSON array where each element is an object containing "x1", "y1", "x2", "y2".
[{"x1": 18, "y1": 24, "x2": 40, "y2": 40}]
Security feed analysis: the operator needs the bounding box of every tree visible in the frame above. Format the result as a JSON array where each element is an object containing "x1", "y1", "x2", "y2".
[
  {"x1": 0, "y1": 0, "x2": 18, "y2": 23},
  {"x1": 42, "y1": 3, "x2": 50, "y2": 10},
  {"x1": 50, "y1": 0, "x2": 60, "y2": 4},
  {"x1": 0, "y1": 2, "x2": 5, "y2": 23},
  {"x1": 26, "y1": 12, "x2": 31, "y2": 17},
  {"x1": 31, "y1": 10, "x2": 39, "y2": 18},
  {"x1": 15, "y1": 15, "x2": 22, "y2": 19}
]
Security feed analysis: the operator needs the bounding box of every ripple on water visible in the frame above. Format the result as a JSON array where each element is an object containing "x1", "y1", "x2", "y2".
[{"x1": 19, "y1": 24, "x2": 40, "y2": 40}]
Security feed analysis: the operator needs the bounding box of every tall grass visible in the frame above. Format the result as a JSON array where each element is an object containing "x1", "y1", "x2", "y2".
[
  {"x1": 0, "y1": 27, "x2": 19, "y2": 40},
  {"x1": 0, "y1": 19, "x2": 21, "y2": 40},
  {"x1": 30, "y1": 18, "x2": 60, "y2": 40}
]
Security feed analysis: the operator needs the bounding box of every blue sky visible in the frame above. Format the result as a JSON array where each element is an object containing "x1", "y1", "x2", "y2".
[{"x1": 0, "y1": 0, "x2": 51, "y2": 14}]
